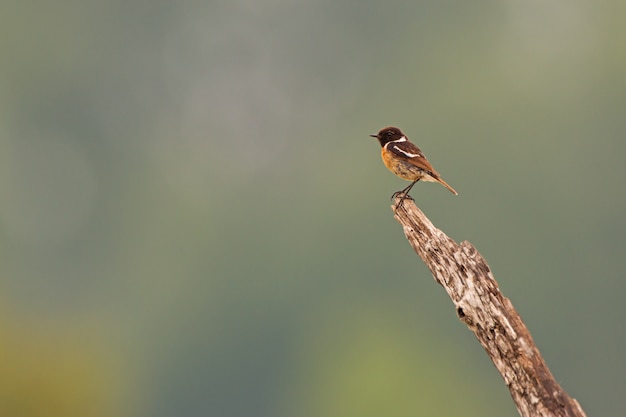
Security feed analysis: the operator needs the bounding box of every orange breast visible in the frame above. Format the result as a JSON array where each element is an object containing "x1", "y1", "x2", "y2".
[{"x1": 381, "y1": 147, "x2": 424, "y2": 181}]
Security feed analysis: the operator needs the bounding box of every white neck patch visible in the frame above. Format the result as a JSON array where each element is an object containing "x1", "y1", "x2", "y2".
[{"x1": 392, "y1": 136, "x2": 407, "y2": 143}]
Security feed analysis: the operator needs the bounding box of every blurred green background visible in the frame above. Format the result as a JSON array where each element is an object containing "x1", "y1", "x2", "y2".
[{"x1": 1, "y1": 1, "x2": 625, "y2": 416}]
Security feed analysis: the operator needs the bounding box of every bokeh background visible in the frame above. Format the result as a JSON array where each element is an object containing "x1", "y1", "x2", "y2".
[{"x1": 1, "y1": 1, "x2": 625, "y2": 416}]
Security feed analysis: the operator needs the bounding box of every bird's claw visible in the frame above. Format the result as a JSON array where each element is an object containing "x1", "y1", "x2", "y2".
[{"x1": 391, "y1": 191, "x2": 414, "y2": 202}]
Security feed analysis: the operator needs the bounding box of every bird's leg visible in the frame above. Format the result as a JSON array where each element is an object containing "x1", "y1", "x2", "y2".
[{"x1": 391, "y1": 179, "x2": 419, "y2": 202}]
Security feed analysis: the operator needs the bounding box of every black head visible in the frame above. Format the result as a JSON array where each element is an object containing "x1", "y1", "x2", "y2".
[{"x1": 369, "y1": 126, "x2": 405, "y2": 147}]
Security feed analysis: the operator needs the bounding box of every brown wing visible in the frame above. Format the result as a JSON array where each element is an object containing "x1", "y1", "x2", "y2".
[{"x1": 386, "y1": 141, "x2": 439, "y2": 177}]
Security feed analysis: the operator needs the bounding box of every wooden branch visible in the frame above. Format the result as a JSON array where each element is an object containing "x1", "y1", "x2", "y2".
[{"x1": 391, "y1": 198, "x2": 586, "y2": 417}]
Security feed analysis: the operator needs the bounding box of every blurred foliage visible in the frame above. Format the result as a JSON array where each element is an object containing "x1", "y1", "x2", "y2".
[
  {"x1": 0, "y1": 1, "x2": 625, "y2": 416},
  {"x1": 0, "y1": 308, "x2": 126, "y2": 417}
]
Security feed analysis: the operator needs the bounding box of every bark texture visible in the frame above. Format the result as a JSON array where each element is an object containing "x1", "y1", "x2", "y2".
[{"x1": 392, "y1": 198, "x2": 586, "y2": 417}]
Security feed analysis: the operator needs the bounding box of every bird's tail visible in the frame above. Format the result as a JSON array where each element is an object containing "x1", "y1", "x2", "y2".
[{"x1": 436, "y1": 177, "x2": 458, "y2": 195}]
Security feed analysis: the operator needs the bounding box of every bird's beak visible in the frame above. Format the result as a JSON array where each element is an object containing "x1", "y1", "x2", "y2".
[{"x1": 369, "y1": 134, "x2": 378, "y2": 138}]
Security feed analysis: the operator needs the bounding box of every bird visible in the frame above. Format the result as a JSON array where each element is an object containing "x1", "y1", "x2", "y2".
[{"x1": 370, "y1": 126, "x2": 458, "y2": 201}]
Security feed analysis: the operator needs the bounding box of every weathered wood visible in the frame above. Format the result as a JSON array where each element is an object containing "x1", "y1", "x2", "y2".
[{"x1": 391, "y1": 198, "x2": 586, "y2": 417}]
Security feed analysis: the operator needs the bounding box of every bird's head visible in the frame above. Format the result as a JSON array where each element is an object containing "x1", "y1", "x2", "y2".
[{"x1": 370, "y1": 126, "x2": 405, "y2": 146}]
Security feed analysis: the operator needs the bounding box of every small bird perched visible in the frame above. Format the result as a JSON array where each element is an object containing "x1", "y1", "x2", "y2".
[{"x1": 370, "y1": 126, "x2": 458, "y2": 200}]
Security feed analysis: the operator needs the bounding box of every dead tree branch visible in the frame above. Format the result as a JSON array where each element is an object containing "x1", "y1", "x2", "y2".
[{"x1": 391, "y1": 198, "x2": 586, "y2": 417}]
